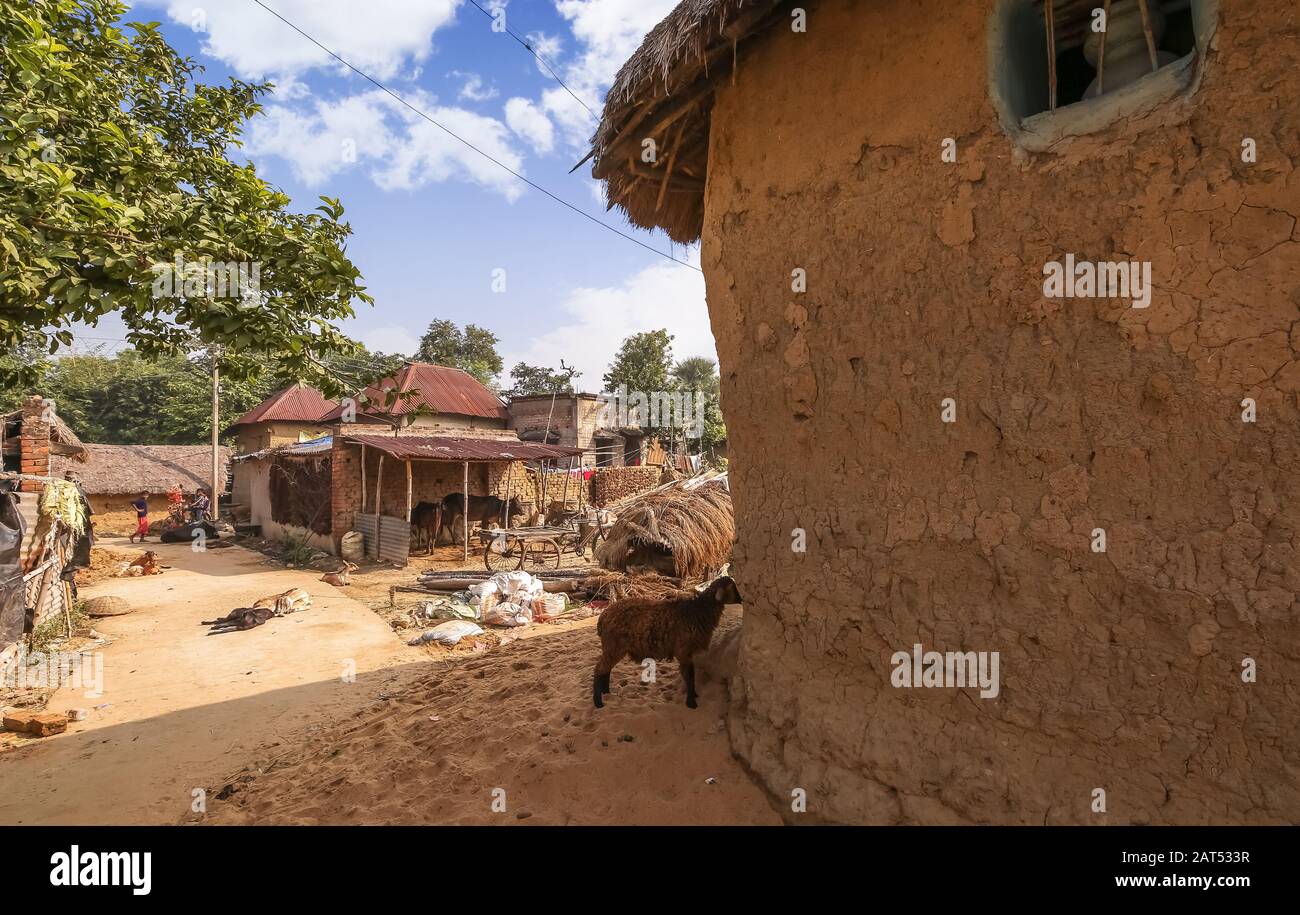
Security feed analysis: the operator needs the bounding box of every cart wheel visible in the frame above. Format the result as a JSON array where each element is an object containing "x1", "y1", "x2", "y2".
[
  {"x1": 521, "y1": 538, "x2": 561, "y2": 571},
  {"x1": 484, "y1": 535, "x2": 517, "y2": 572}
]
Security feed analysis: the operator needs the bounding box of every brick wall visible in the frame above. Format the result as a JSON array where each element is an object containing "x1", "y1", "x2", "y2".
[{"x1": 18, "y1": 396, "x2": 51, "y2": 493}]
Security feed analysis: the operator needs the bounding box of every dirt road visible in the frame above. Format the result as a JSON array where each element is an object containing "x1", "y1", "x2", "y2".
[{"x1": 0, "y1": 537, "x2": 420, "y2": 825}]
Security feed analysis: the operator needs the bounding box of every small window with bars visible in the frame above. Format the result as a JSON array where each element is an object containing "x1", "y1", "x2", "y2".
[{"x1": 993, "y1": 0, "x2": 1211, "y2": 124}]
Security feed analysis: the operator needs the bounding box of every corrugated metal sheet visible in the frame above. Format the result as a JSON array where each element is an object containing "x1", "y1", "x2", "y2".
[
  {"x1": 322, "y1": 363, "x2": 509, "y2": 422},
  {"x1": 344, "y1": 434, "x2": 583, "y2": 462},
  {"x1": 235, "y1": 435, "x2": 333, "y2": 463},
  {"x1": 351, "y1": 512, "x2": 410, "y2": 565},
  {"x1": 228, "y1": 383, "x2": 339, "y2": 430}
]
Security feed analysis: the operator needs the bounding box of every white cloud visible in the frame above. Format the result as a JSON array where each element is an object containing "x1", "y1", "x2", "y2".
[
  {"x1": 452, "y1": 71, "x2": 499, "y2": 103},
  {"x1": 536, "y1": 0, "x2": 680, "y2": 149},
  {"x1": 504, "y1": 97, "x2": 555, "y2": 155},
  {"x1": 361, "y1": 324, "x2": 421, "y2": 357},
  {"x1": 500, "y1": 251, "x2": 712, "y2": 390},
  {"x1": 244, "y1": 89, "x2": 526, "y2": 199},
  {"x1": 139, "y1": 0, "x2": 460, "y2": 81},
  {"x1": 525, "y1": 31, "x2": 565, "y2": 74}
]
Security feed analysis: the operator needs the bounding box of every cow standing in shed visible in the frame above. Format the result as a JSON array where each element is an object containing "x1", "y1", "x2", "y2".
[
  {"x1": 410, "y1": 501, "x2": 442, "y2": 554},
  {"x1": 438, "y1": 494, "x2": 525, "y2": 545}
]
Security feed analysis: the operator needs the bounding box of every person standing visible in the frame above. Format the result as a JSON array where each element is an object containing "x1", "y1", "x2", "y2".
[
  {"x1": 190, "y1": 489, "x2": 210, "y2": 523},
  {"x1": 130, "y1": 493, "x2": 150, "y2": 543}
]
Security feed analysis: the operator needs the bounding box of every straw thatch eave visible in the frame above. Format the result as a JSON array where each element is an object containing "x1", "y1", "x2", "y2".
[
  {"x1": 589, "y1": 0, "x2": 791, "y2": 244},
  {"x1": 50, "y1": 444, "x2": 232, "y2": 496}
]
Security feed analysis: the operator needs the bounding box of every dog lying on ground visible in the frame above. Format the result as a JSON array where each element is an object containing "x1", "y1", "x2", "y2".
[
  {"x1": 253, "y1": 587, "x2": 312, "y2": 615},
  {"x1": 201, "y1": 607, "x2": 276, "y2": 633},
  {"x1": 200, "y1": 588, "x2": 312, "y2": 635},
  {"x1": 128, "y1": 551, "x2": 164, "y2": 575}
]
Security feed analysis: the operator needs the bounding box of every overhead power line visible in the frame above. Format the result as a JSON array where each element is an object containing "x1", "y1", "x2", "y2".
[
  {"x1": 250, "y1": 0, "x2": 699, "y2": 273},
  {"x1": 464, "y1": 0, "x2": 599, "y2": 119}
]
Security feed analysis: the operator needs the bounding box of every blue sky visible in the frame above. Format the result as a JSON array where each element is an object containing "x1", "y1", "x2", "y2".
[{"x1": 79, "y1": 0, "x2": 713, "y2": 390}]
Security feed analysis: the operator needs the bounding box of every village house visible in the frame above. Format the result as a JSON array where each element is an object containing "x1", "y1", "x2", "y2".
[
  {"x1": 507, "y1": 392, "x2": 648, "y2": 468},
  {"x1": 2, "y1": 396, "x2": 230, "y2": 534},
  {"x1": 228, "y1": 363, "x2": 580, "y2": 563},
  {"x1": 225, "y1": 383, "x2": 337, "y2": 512},
  {"x1": 51, "y1": 444, "x2": 232, "y2": 535},
  {"x1": 593, "y1": 0, "x2": 1296, "y2": 825}
]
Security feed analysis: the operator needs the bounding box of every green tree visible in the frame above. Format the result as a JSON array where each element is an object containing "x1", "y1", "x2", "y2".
[
  {"x1": 672, "y1": 356, "x2": 726, "y2": 451},
  {"x1": 413, "y1": 319, "x2": 503, "y2": 385},
  {"x1": 504, "y1": 360, "x2": 581, "y2": 398},
  {"x1": 603, "y1": 329, "x2": 673, "y2": 396},
  {"x1": 0, "y1": 1, "x2": 371, "y2": 393}
]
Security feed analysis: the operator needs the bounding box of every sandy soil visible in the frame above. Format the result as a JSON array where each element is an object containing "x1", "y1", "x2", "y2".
[
  {"x1": 201, "y1": 609, "x2": 782, "y2": 825},
  {"x1": 0, "y1": 536, "x2": 419, "y2": 825},
  {"x1": 2, "y1": 535, "x2": 779, "y2": 825}
]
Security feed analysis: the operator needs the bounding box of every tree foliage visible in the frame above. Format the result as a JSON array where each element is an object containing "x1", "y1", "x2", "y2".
[
  {"x1": 602, "y1": 329, "x2": 674, "y2": 397},
  {"x1": 413, "y1": 319, "x2": 503, "y2": 386},
  {"x1": 503, "y1": 359, "x2": 581, "y2": 398},
  {"x1": 0, "y1": 0, "x2": 371, "y2": 393},
  {"x1": 0, "y1": 343, "x2": 404, "y2": 445}
]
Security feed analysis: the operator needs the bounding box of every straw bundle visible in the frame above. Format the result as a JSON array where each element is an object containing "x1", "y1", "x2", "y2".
[
  {"x1": 581, "y1": 570, "x2": 694, "y2": 602},
  {"x1": 594, "y1": 474, "x2": 733, "y2": 581}
]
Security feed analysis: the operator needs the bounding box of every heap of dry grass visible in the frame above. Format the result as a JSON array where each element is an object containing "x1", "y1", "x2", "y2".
[
  {"x1": 581, "y1": 570, "x2": 693, "y2": 602},
  {"x1": 594, "y1": 475, "x2": 733, "y2": 581}
]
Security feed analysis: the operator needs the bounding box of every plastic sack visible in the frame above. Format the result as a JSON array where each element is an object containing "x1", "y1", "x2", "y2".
[
  {"x1": 484, "y1": 602, "x2": 531, "y2": 627},
  {"x1": 408, "y1": 619, "x2": 485, "y2": 646},
  {"x1": 531, "y1": 592, "x2": 569, "y2": 621}
]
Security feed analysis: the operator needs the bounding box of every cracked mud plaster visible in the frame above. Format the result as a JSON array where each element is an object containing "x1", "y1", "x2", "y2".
[{"x1": 699, "y1": 0, "x2": 1299, "y2": 824}]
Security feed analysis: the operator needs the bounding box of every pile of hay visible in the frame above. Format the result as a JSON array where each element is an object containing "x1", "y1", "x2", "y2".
[
  {"x1": 594, "y1": 473, "x2": 733, "y2": 581},
  {"x1": 581, "y1": 570, "x2": 693, "y2": 602}
]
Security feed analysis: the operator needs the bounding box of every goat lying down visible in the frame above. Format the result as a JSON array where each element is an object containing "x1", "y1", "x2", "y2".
[{"x1": 592, "y1": 576, "x2": 742, "y2": 709}]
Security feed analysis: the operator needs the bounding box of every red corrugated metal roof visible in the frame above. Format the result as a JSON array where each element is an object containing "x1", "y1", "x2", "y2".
[
  {"x1": 343, "y1": 434, "x2": 583, "y2": 462},
  {"x1": 321, "y1": 363, "x2": 508, "y2": 422},
  {"x1": 229, "y1": 384, "x2": 338, "y2": 429}
]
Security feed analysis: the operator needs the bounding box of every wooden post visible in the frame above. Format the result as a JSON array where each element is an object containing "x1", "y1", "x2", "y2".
[
  {"x1": 405, "y1": 459, "x2": 413, "y2": 522},
  {"x1": 462, "y1": 460, "x2": 470, "y2": 562},
  {"x1": 502, "y1": 463, "x2": 513, "y2": 528},
  {"x1": 540, "y1": 459, "x2": 549, "y2": 518},
  {"x1": 559, "y1": 455, "x2": 572, "y2": 511},
  {"x1": 210, "y1": 358, "x2": 221, "y2": 521},
  {"x1": 1097, "y1": 0, "x2": 1112, "y2": 94},
  {"x1": 1136, "y1": 0, "x2": 1159, "y2": 71},
  {"x1": 375, "y1": 453, "x2": 384, "y2": 557},
  {"x1": 360, "y1": 443, "x2": 367, "y2": 513},
  {"x1": 1045, "y1": 0, "x2": 1057, "y2": 111}
]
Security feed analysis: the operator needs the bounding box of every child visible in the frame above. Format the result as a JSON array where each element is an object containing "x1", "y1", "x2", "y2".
[
  {"x1": 129, "y1": 493, "x2": 150, "y2": 543},
  {"x1": 189, "y1": 489, "x2": 210, "y2": 523}
]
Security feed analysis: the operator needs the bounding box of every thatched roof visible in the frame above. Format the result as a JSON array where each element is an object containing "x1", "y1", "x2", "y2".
[
  {"x1": 51, "y1": 444, "x2": 232, "y2": 496},
  {"x1": 2, "y1": 404, "x2": 88, "y2": 461},
  {"x1": 591, "y1": 0, "x2": 1136, "y2": 241},
  {"x1": 589, "y1": 0, "x2": 791, "y2": 243},
  {"x1": 595, "y1": 472, "x2": 733, "y2": 580}
]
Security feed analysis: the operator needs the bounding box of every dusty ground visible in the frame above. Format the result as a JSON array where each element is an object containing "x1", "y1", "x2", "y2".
[
  {"x1": 2, "y1": 536, "x2": 779, "y2": 825},
  {"x1": 200, "y1": 610, "x2": 781, "y2": 825},
  {"x1": 0, "y1": 536, "x2": 417, "y2": 825}
]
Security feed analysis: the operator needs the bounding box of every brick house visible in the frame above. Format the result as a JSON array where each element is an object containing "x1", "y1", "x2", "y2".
[
  {"x1": 507, "y1": 392, "x2": 647, "y2": 468},
  {"x1": 225, "y1": 383, "x2": 338, "y2": 511}
]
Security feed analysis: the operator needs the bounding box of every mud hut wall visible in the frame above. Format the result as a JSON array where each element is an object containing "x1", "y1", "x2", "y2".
[
  {"x1": 233, "y1": 422, "x2": 331, "y2": 506},
  {"x1": 87, "y1": 493, "x2": 171, "y2": 535},
  {"x1": 701, "y1": 0, "x2": 1300, "y2": 825}
]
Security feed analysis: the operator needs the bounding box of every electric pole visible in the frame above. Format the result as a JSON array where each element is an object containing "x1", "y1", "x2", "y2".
[{"x1": 210, "y1": 347, "x2": 221, "y2": 522}]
